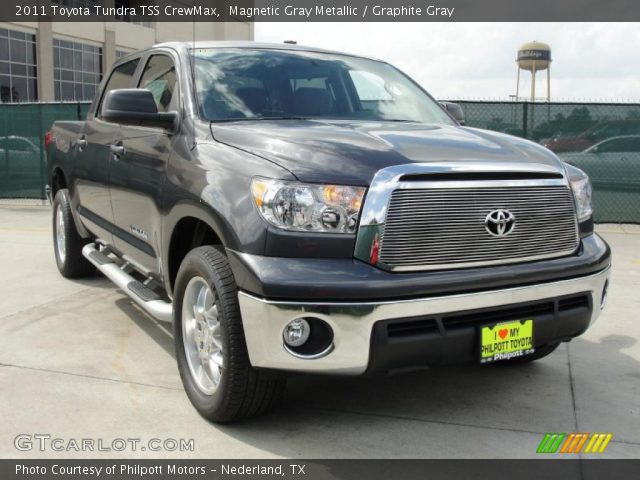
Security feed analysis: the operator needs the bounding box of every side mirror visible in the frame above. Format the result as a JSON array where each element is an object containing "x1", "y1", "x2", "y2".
[
  {"x1": 101, "y1": 89, "x2": 177, "y2": 130},
  {"x1": 440, "y1": 101, "x2": 466, "y2": 125}
]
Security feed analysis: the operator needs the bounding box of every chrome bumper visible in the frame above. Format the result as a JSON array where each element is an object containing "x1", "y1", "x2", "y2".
[{"x1": 238, "y1": 266, "x2": 611, "y2": 375}]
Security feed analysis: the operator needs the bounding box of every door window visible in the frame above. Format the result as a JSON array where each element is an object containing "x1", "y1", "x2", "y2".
[
  {"x1": 597, "y1": 137, "x2": 640, "y2": 153},
  {"x1": 97, "y1": 58, "x2": 139, "y2": 117},
  {"x1": 138, "y1": 55, "x2": 177, "y2": 112}
]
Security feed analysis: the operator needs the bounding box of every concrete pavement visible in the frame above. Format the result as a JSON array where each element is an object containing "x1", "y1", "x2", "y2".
[{"x1": 0, "y1": 206, "x2": 638, "y2": 459}]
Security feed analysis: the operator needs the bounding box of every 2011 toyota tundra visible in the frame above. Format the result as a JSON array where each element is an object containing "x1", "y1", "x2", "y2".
[{"x1": 46, "y1": 42, "x2": 611, "y2": 422}]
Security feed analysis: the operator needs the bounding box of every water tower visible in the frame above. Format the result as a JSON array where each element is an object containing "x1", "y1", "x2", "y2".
[{"x1": 516, "y1": 41, "x2": 552, "y2": 101}]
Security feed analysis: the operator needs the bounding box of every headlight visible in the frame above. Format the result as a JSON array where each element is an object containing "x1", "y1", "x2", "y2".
[
  {"x1": 565, "y1": 163, "x2": 593, "y2": 222},
  {"x1": 251, "y1": 178, "x2": 366, "y2": 234}
]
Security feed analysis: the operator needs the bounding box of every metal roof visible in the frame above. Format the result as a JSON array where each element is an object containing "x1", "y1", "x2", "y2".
[{"x1": 149, "y1": 41, "x2": 381, "y2": 61}]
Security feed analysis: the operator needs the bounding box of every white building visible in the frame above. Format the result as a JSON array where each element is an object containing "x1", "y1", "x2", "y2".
[{"x1": 1, "y1": 6, "x2": 253, "y2": 102}]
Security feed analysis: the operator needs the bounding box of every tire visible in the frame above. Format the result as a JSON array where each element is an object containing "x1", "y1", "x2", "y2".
[
  {"x1": 498, "y1": 342, "x2": 560, "y2": 365},
  {"x1": 174, "y1": 246, "x2": 285, "y2": 423},
  {"x1": 52, "y1": 189, "x2": 95, "y2": 278}
]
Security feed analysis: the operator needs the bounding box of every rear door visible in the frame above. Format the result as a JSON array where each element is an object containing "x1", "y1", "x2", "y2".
[
  {"x1": 110, "y1": 52, "x2": 178, "y2": 274},
  {"x1": 74, "y1": 58, "x2": 140, "y2": 243}
]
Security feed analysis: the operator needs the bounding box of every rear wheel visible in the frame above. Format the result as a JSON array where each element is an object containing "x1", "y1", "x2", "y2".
[
  {"x1": 174, "y1": 246, "x2": 285, "y2": 422},
  {"x1": 52, "y1": 189, "x2": 94, "y2": 278}
]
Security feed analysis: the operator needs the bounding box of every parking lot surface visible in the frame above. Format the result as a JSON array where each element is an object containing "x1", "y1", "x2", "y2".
[{"x1": 0, "y1": 205, "x2": 638, "y2": 459}]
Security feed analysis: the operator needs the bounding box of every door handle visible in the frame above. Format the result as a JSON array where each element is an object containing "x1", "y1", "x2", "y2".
[
  {"x1": 109, "y1": 144, "x2": 125, "y2": 158},
  {"x1": 76, "y1": 137, "x2": 87, "y2": 151}
]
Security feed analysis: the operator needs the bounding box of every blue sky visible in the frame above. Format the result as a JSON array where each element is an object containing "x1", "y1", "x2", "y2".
[{"x1": 255, "y1": 23, "x2": 640, "y2": 101}]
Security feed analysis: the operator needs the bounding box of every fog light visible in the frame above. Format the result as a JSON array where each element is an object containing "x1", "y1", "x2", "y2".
[
  {"x1": 601, "y1": 280, "x2": 609, "y2": 310},
  {"x1": 283, "y1": 318, "x2": 310, "y2": 347}
]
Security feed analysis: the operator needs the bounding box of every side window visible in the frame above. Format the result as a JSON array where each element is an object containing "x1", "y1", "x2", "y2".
[
  {"x1": 597, "y1": 139, "x2": 621, "y2": 153},
  {"x1": 601, "y1": 137, "x2": 640, "y2": 153},
  {"x1": 97, "y1": 59, "x2": 139, "y2": 117},
  {"x1": 621, "y1": 123, "x2": 640, "y2": 135},
  {"x1": 629, "y1": 138, "x2": 640, "y2": 152},
  {"x1": 9, "y1": 138, "x2": 35, "y2": 152},
  {"x1": 604, "y1": 125, "x2": 622, "y2": 137},
  {"x1": 138, "y1": 55, "x2": 177, "y2": 113}
]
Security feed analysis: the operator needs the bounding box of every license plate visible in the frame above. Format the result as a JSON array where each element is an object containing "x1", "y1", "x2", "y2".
[{"x1": 480, "y1": 319, "x2": 535, "y2": 363}]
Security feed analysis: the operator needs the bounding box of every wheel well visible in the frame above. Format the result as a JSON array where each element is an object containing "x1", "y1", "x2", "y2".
[
  {"x1": 168, "y1": 217, "x2": 222, "y2": 291},
  {"x1": 51, "y1": 168, "x2": 67, "y2": 197}
]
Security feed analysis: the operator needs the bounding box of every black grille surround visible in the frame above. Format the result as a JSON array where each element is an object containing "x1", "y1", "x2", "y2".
[
  {"x1": 367, "y1": 293, "x2": 592, "y2": 374},
  {"x1": 379, "y1": 184, "x2": 580, "y2": 271},
  {"x1": 386, "y1": 294, "x2": 590, "y2": 339}
]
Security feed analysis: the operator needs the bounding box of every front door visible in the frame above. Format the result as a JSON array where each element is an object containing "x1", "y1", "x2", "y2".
[
  {"x1": 73, "y1": 117, "x2": 119, "y2": 244},
  {"x1": 110, "y1": 53, "x2": 178, "y2": 275},
  {"x1": 74, "y1": 57, "x2": 141, "y2": 244}
]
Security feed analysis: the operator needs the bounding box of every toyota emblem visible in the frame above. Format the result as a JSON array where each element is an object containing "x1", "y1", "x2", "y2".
[{"x1": 485, "y1": 209, "x2": 515, "y2": 237}]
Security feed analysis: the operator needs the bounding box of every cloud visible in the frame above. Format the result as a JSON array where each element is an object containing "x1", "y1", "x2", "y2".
[{"x1": 255, "y1": 23, "x2": 640, "y2": 101}]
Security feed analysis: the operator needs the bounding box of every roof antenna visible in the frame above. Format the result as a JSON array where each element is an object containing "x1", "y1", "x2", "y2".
[{"x1": 283, "y1": 40, "x2": 297, "y2": 45}]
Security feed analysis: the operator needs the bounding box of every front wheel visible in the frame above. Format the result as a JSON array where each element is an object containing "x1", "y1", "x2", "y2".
[{"x1": 173, "y1": 246, "x2": 285, "y2": 423}]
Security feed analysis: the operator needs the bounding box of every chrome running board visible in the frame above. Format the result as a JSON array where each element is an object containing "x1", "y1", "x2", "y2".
[{"x1": 82, "y1": 244, "x2": 173, "y2": 323}]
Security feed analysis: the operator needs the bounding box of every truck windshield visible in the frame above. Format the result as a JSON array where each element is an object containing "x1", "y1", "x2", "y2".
[{"x1": 191, "y1": 48, "x2": 455, "y2": 125}]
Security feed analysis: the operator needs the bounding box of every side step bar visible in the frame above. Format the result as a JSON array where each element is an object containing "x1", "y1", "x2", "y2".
[{"x1": 82, "y1": 244, "x2": 173, "y2": 323}]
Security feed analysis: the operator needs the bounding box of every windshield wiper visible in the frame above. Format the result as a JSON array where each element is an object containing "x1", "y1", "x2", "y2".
[{"x1": 210, "y1": 117, "x2": 422, "y2": 124}]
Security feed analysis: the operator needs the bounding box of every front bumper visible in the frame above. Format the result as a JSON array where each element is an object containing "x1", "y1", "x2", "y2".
[
  {"x1": 228, "y1": 233, "x2": 610, "y2": 301},
  {"x1": 238, "y1": 266, "x2": 610, "y2": 374}
]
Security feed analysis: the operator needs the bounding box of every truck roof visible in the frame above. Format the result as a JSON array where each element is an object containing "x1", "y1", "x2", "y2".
[{"x1": 143, "y1": 41, "x2": 381, "y2": 62}]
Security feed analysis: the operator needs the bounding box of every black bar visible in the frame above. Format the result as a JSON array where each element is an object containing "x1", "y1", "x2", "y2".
[
  {"x1": 3, "y1": 0, "x2": 640, "y2": 22},
  {"x1": 38, "y1": 103, "x2": 45, "y2": 199},
  {"x1": 77, "y1": 206, "x2": 157, "y2": 258},
  {"x1": 3, "y1": 459, "x2": 640, "y2": 480}
]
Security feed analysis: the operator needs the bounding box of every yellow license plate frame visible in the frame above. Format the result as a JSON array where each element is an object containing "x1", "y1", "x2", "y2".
[{"x1": 480, "y1": 319, "x2": 535, "y2": 363}]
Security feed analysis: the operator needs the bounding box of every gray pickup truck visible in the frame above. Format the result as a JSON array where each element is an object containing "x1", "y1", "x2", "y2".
[{"x1": 46, "y1": 41, "x2": 611, "y2": 422}]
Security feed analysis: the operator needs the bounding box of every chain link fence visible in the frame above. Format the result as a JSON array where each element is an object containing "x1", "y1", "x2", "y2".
[
  {"x1": 0, "y1": 100, "x2": 638, "y2": 222},
  {"x1": 0, "y1": 102, "x2": 90, "y2": 199},
  {"x1": 445, "y1": 100, "x2": 640, "y2": 223}
]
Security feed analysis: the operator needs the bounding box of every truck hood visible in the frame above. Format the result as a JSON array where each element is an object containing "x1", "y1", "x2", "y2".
[{"x1": 210, "y1": 120, "x2": 564, "y2": 185}]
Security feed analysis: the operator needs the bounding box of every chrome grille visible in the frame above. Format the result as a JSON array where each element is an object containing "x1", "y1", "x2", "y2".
[{"x1": 379, "y1": 184, "x2": 579, "y2": 271}]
